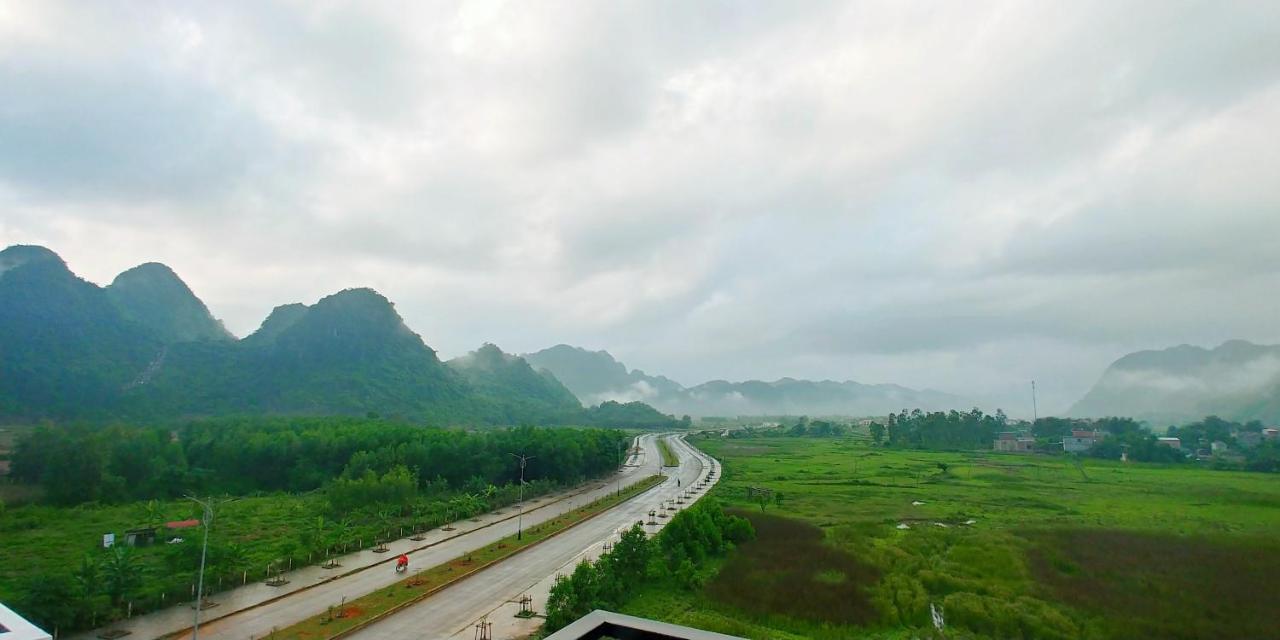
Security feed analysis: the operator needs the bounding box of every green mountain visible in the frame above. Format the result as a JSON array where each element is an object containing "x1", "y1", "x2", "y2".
[
  {"x1": 446, "y1": 343, "x2": 584, "y2": 424},
  {"x1": 0, "y1": 245, "x2": 682, "y2": 427},
  {"x1": 106, "y1": 262, "x2": 233, "y2": 343},
  {"x1": 525, "y1": 343, "x2": 966, "y2": 417},
  {"x1": 0, "y1": 245, "x2": 157, "y2": 418},
  {"x1": 135, "y1": 288, "x2": 476, "y2": 421},
  {"x1": 1069, "y1": 340, "x2": 1280, "y2": 425}
]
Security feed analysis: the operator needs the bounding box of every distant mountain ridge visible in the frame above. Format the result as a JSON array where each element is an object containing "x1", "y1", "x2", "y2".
[
  {"x1": 1069, "y1": 340, "x2": 1280, "y2": 425},
  {"x1": 524, "y1": 344, "x2": 967, "y2": 417},
  {"x1": 0, "y1": 245, "x2": 681, "y2": 428}
]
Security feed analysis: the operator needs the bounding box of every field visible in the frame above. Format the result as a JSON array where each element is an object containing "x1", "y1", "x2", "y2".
[
  {"x1": 620, "y1": 435, "x2": 1280, "y2": 639},
  {"x1": 0, "y1": 479, "x2": 565, "y2": 628}
]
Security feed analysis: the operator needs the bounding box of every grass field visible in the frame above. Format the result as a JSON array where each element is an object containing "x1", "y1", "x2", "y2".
[
  {"x1": 620, "y1": 435, "x2": 1280, "y2": 639},
  {"x1": 657, "y1": 437, "x2": 679, "y2": 467},
  {"x1": 0, "y1": 478, "x2": 566, "y2": 627}
]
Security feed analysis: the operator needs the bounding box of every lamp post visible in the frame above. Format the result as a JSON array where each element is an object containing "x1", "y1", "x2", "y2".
[
  {"x1": 508, "y1": 453, "x2": 535, "y2": 540},
  {"x1": 186, "y1": 496, "x2": 233, "y2": 640}
]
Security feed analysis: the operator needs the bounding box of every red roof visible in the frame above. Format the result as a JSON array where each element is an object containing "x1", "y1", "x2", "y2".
[{"x1": 166, "y1": 519, "x2": 201, "y2": 529}]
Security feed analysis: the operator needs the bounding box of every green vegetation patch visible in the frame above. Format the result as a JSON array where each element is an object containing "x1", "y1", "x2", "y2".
[
  {"x1": 660, "y1": 434, "x2": 1280, "y2": 639},
  {"x1": 705, "y1": 511, "x2": 879, "y2": 625},
  {"x1": 657, "y1": 438, "x2": 679, "y2": 467},
  {"x1": 1027, "y1": 529, "x2": 1280, "y2": 639}
]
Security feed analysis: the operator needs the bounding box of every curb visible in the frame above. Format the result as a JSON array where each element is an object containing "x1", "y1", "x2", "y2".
[
  {"x1": 325, "y1": 474, "x2": 669, "y2": 639},
  {"x1": 147, "y1": 441, "x2": 658, "y2": 640}
]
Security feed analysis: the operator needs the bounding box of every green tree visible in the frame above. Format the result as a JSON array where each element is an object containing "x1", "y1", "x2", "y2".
[
  {"x1": 870, "y1": 422, "x2": 886, "y2": 444},
  {"x1": 101, "y1": 546, "x2": 141, "y2": 607}
]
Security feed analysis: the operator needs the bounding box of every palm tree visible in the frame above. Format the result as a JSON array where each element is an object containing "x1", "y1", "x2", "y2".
[{"x1": 101, "y1": 546, "x2": 141, "y2": 607}]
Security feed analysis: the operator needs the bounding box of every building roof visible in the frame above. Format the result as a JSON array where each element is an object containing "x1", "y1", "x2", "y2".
[
  {"x1": 544, "y1": 610, "x2": 745, "y2": 640},
  {"x1": 0, "y1": 602, "x2": 52, "y2": 640}
]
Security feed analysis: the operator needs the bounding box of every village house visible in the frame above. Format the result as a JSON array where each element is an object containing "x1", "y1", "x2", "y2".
[
  {"x1": 1157, "y1": 436, "x2": 1181, "y2": 449},
  {"x1": 993, "y1": 431, "x2": 1035, "y2": 453},
  {"x1": 1063, "y1": 430, "x2": 1103, "y2": 454},
  {"x1": 1237, "y1": 431, "x2": 1262, "y2": 448}
]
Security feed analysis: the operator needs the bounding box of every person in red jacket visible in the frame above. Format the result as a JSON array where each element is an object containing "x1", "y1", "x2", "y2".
[{"x1": 396, "y1": 553, "x2": 409, "y2": 573}]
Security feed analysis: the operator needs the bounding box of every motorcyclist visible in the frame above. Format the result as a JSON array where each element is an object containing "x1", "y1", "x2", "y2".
[{"x1": 396, "y1": 553, "x2": 409, "y2": 573}]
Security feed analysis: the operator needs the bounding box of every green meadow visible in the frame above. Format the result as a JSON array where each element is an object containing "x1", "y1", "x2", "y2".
[{"x1": 621, "y1": 434, "x2": 1280, "y2": 639}]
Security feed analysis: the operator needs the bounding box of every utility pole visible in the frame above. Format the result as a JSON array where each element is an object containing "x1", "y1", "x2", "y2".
[
  {"x1": 1031, "y1": 380, "x2": 1038, "y2": 424},
  {"x1": 508, "y1": 453, "x2": 535, "y2": 540},
  {"x1": 186, "y1": 496, "x2": 232, "y2": 640}
]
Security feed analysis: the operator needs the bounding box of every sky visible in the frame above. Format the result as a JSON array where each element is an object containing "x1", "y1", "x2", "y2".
[{"x1": 2, "y1": 1, "x2": 1279, "y2": 413}]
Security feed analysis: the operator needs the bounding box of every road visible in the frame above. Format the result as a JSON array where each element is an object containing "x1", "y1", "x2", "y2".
[
  {"x1": 76, "y1": 434, "x2": 663, "y2": 640},
  {"x1": 347, "y1": 434, "x2": 721, "y2": 640}
]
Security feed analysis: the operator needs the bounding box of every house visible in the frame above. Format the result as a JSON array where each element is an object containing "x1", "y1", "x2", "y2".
[
  {"x1": 1211, "y1": 441, "x2": 1228, "y2": 454},
  {"x1": 1237, "y1": 431, "x2": 1262, "y2": 448},
  {"x1": 994, "y1": 431, "x2": 1035, "y2": 453},
  {"x1": 1063, "y1": 430, "x2": 1102, "y2": 454},
  {"x1": 125, "y1": 527, "x2": 157, "y2": 547},
  {"x1": 1263, "y1": 427, "x2": 1279, "y2": 441},
  {"x1": 1157, "y1": 437, "x2": 1181, "y2": 449}
]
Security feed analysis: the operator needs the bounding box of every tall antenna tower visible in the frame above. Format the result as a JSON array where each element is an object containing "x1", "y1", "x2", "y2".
[{"x1": 1031, "y1": 380, "x2": 1038, "y2": 423}]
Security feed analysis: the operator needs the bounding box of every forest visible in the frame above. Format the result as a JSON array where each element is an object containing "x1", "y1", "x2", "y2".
[
  {"x1": 0, "y1": 417, "x2": 633, "y2": 632},
  {"x1": 10, "y1": 417, "x2": 630, "y2": 505}
]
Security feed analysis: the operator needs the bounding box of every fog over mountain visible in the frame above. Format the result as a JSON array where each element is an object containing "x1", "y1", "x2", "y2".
[
  {"x1": 525, "y1": 344, "x2": 968, "y2": 418},
  {"x1": 2, "y1": 2, "x2": 1279, "y2": 412},
  {"x1": 1070, "y1": 340, "x2": 1280, "y2": 425}
]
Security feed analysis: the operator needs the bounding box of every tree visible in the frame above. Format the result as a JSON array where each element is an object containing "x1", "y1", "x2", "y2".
[
  {"x1": 17, "y1": 574, "x2": 79, "y2": 632},
  {"x1": 605, "y1": 524, "x2": 650, "y2": 586},
  {"x1": 870, "y1": 422, "x2": 886, "y2": 444},
  {"x1": 101, "y1": 546, "x2": 141, "y2": 607}
]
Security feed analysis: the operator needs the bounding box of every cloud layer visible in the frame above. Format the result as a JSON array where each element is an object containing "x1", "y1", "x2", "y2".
[{"x1": 3, "y1": 1, "x2": 1279, "y2": 413}]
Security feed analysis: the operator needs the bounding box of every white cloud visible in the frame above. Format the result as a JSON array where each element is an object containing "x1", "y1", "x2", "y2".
[{"x1": 2, "y1": 0, "x2": 1279, "y2": 410}]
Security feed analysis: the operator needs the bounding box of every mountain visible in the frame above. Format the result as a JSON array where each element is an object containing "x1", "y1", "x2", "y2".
[
  {"x1": 107, "y1": 262, "x2": 233, "y2": 343},
  {"x1": 525, "y1": 344, "x2": 967, "y2": 417},
  {"x1": 1069, "y1": 340, "x2": 1280, "y2": 425},
  {"x1": 0, "y1": 245, "x2": 158, "y2": 418},
  {"x1": 673, "y1": 378, "x2": 965, "y2": 417},
  {"x1": 523, "y1": 344, "x2": 683, "y2": 405},
  {"x1": 129, "y1": 287, "x2": 475, "y2": 421},
  {"x1": 447, "y1": 343, "x2": 583, "y2": 424},
  {"x1": 0, "y1": 245, "x2": 682, "y2": 428}
]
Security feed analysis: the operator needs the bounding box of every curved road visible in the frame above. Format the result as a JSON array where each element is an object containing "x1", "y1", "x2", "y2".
[{"x1": 348, "y1": 434, "x2": 721, "y2": 639}]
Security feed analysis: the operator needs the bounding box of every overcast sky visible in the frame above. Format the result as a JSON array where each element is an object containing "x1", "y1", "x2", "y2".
[{"x1": 3, "y1": 1, "x2": 1279, "y2": 413}]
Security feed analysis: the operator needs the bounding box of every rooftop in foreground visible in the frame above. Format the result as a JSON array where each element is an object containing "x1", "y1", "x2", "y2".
[
  {"x1": 0, "y1": 603, "x2": 52, "y2": 640},
  {"x1": 544, "y1": 610, "x2": 744, "y2": 640}
]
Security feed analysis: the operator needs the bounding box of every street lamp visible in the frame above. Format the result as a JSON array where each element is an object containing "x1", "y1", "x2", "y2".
[
  {"x1": 508, "y1": 453, "x2": 535, "y2": 540},
  {"x1": 186, "y1": 496, "x2": 234, "y2": 640}
]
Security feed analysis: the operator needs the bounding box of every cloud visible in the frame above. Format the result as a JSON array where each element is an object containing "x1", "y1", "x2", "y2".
[{"x1": 2, "y1": 0, "x2": 1279, "y2": 415}]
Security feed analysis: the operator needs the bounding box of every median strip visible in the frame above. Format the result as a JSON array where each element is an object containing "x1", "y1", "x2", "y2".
[
  {"x1": 657, "y1": 437, "x2": 679, "y2": 467},
  {"x1": 268, "y1": 474, "x2": 666, "y2": 639}
]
